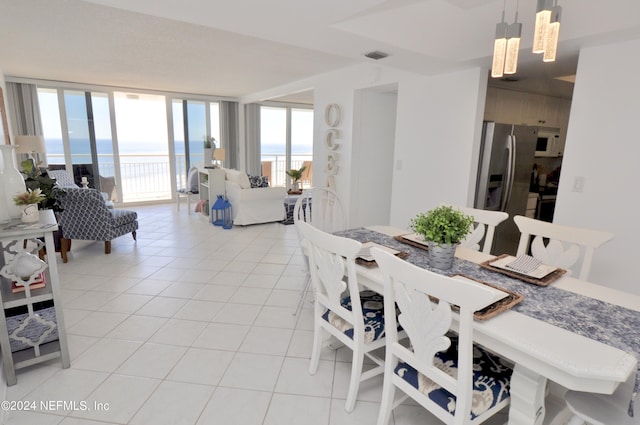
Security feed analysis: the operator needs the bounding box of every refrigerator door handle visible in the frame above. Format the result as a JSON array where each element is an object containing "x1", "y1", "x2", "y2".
[{"x1": 501, "y1": 134, "x2": 516, "y2": 211}]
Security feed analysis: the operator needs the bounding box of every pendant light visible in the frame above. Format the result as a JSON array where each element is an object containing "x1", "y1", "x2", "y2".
[
  {"x1": 491, "y1": 1, "x2": 508, "y2": 78},
  {"x1": 543, "y1": 5, "x2": 562, "y2": 62},
  {"x1": 504, "y1": 0, "x2": 522, "y2": 75},
  {"x1": 532, "y1": 0, "x2": 553, "y2": 54}
]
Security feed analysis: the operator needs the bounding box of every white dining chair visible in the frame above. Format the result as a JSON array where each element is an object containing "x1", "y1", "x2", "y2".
[
  {"x1": 298, "y1": 221, "x2": 394, "y2": 412},
  {"x1": 450, "y1": 205, "x2": 509, "y2": 254},
  {"x1": 371, "y1": 247, "x2": 513, "y2": 425},
  {"x1": 565, "y1": 372, "x2": 638, "y2": 425},
  {"x1": 513, "y1": 215, "x2": 614, "y2": 280},
  {"x1": 292, "y1": 187, "x2": 346, "y2": 315}
]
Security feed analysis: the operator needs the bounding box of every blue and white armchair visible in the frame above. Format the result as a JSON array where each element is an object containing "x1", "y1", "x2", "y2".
[{"x1": 56, "y1": 188, "x2": 138, "y2": 262}]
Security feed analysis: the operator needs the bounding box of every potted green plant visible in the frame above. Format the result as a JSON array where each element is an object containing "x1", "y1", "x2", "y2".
[
  {"x1": 409, "y1": 205, "x2": 474, "y2": 270},
  {"x1": 13, "y1": 188, "x2": 46, "y2": 223},
  {"x1": 286, "y1": 165, "x2": 307, "y2": 191},
  {"x1": 203, "y1": 137, "x2": 216, "y2": 165}
]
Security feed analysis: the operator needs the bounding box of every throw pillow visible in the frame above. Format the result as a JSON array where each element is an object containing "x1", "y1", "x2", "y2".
[
  {"x1": 187, "y1": 166, "x2": 199, "y2": 192},
  {"x1": 238, "y1": 172, "x2": 251, "y2": 189},
  {"x1": 248, "y1": 175, "x2": 270, "y2": 188}
]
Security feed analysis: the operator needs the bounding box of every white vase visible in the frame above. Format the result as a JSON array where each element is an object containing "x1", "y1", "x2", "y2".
[
  {"x1": 0, "y1": 145, "x2": 27, "y2": 219},
  {"x1": 20, "y1": 203, "x2": 39, "y2": 223}
]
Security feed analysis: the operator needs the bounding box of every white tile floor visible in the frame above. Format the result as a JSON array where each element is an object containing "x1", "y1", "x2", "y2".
[{"x1": 3, "y1": 203, "x2": 507, "y2": 425}]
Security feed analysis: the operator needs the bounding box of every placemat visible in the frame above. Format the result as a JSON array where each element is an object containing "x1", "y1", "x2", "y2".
[
  {"x1": 393, "y1": 234, "x2": 429, "y2": 251},
  {"x1": 479, "y1": 254, "x2": 567, "y2": 287},
  {"x1": 449, "y1": 274, "x2": 524, "y2": 320}
]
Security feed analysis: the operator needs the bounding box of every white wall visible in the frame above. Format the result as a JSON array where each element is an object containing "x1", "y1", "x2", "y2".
[
  {"x1": 349, "y1": 88, "x2": 397, "y2": 228},
  {"x1": 389, "y1": 67, "x2": 487, "y2": 229},
  {"x1": 554, "y1": 38, "x2": 640, "y2": 295}
]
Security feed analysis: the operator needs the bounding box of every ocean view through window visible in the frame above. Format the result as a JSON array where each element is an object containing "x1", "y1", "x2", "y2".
[{"x1": 38, "y1": 85, "x2": 223, "y2": 204}]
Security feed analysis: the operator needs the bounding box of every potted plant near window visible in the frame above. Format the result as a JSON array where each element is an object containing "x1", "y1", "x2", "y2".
[
  {"x1": 13, "y1": 188, "x2": 46, "y2": 223},
  {"x1": 203, "y1": 137, "x2": 216, "y2": 166},
  {"x1": 409, "y1": 205, "x2": 474, "y2": 270},
  {"x1": 286, "y1": 165, "x2": 307, "y2": 192}
]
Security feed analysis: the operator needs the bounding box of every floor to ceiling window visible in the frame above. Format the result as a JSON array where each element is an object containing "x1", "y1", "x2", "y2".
[
  {"x1": 37, "y1": 83, "x2": 222, "y2": 204},
  {"x1": 260, "y1": 104, "x2": 313, "y2": 188},
  {"x1": 113, "y1": 92, "x2": 169, "y2": 203}
]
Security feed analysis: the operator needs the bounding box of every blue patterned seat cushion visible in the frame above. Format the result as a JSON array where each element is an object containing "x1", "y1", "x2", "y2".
[
  {"x1": 322, "y1": 290, "x2": 399, "y2": 344},
  {"x1": 394, "y1": 336, "x2": 512, "y2": 420}
]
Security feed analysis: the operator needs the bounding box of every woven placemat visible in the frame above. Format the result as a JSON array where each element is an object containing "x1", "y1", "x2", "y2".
[
  {"x1": 355, "y1": 246, "x2": 409, "y2": 268},
  {"x1": 479, "y1": 254, "x2": 567, "y2": 287},
  {"x1": 393, "y1": 234, "x2": 429, "y2": 251},
  {"x1": 448, "y1": 274, "x2": 524, "y2": 321}
]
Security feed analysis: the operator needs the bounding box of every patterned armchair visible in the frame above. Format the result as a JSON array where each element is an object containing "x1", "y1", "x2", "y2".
[{"x1": 56, "y1": 188, "x2": 138, "y2": 263}]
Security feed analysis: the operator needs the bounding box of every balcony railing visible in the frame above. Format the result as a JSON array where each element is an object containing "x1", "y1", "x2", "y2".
[{"x1": 47, "y1": 153, "x2": 312, "y2": 203}]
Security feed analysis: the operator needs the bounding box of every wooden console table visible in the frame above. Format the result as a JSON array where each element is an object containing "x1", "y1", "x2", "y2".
[{"x1": 0, "y1": 210, "x2": 70, "y2": 385}]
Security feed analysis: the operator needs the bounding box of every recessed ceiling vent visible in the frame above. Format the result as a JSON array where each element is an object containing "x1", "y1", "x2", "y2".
[
  {"x1": 501, "y1": 76, "x2": 520, "y2": 82},
  {"x1": 364, "y1": 50, "x2": 389, "y2": 60}
]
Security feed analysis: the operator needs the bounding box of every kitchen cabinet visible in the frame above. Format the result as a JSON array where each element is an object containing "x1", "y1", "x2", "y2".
[{"x1": 485, "y1": 87, "x2": 571, "y2": 131}]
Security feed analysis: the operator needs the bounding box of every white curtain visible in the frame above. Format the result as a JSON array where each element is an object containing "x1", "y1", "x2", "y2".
[
  {"x1": 5, "y1": 82, "x2": 43, "y2": 137},
  {"x1": 219, "y1": 101, "x2": 239, "y2": 170},
  {"x1": 244, "y1": 103, "x2": 261, "y2": 176}
]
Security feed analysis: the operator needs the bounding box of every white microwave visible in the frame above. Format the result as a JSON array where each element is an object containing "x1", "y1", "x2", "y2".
[{"x1": 535, "y1": 132, "x2": 561, "y2": 157}]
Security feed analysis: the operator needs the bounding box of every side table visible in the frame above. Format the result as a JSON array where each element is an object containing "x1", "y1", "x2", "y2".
[{"x1": 0, "y1": 210, "x2": 70, "y2": 385}]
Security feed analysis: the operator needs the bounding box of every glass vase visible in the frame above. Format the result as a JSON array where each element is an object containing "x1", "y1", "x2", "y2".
[{"x1": 0, "y1": 145, "x2": 27, "y2": 219}]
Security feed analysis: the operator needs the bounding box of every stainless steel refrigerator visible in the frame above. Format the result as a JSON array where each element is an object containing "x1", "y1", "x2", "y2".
[{"x1": 474, "y1": 122, "x2": 538, "y2": 255}]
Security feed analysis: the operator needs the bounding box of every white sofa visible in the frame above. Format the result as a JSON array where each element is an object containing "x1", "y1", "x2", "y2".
[{"x1": 223, "y1": 168, "x2": 287, "y2": 225}]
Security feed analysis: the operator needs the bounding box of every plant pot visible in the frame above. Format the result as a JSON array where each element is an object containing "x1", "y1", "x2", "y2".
[
  {"x1": 20, "y1": 204, "x2": 39, "y2": 223},
  {"x1": 427, "y1": 241, "x2": 457, "y2": 270}
]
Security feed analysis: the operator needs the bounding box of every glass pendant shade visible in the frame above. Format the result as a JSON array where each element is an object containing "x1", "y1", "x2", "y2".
[
  {"x1": 543, "y1": 6, "x2": 562, "y2": 62},
  {"x1": 504, "y1": 22, "x2": 522, "y2": 74},
  {"x1": 491, "y1": 22, "x2": 508, "y2": 78},
  {"x1": 532, "y1": 0, "x2": 553, "y2": 53}
]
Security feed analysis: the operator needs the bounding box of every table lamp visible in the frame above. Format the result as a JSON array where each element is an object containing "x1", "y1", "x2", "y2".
[
  {"x1": 213, "y1": 148, "x2": 225, "y2": 168},
  {"x1": 15, "y1": 135, "x2": 46, "y2": 167}
]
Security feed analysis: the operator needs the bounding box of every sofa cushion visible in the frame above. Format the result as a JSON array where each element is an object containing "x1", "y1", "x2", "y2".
[
  {"x1": 225, "y1": 169, "x2": 251, "y2": 189},
  {"x1": 248, "y1": 175, "x2": 270, "y2": 188}
]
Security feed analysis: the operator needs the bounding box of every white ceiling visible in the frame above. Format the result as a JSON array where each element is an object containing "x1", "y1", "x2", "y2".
[{"x1": 2, "y1": 0, "x2": 640, "y2": 101}]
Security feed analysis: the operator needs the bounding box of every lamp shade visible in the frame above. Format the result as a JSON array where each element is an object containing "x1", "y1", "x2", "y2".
[
  {"x1": 15, "y1": 135, "x2": 46, "y2": 154},
  {"x1": 213, "y1": 148, "x2": 226, "y2": 161}
]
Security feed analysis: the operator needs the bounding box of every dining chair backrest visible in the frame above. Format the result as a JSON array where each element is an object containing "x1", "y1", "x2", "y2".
[
  {"x1": 513, "y1": 215, "x2": 614, "y2": 281},
  {"x1": 372, "y1": 247, "x2": 512, "y2": 424},
  {"x1": 451, "y1": 205, "x2": 509, "y2": 254},
  {"x1": 294, "y1": 186, "x2": 346, "y2": 233},
  {"x1": 297, "y1": 220, "x2": 364, "y2": 342}
]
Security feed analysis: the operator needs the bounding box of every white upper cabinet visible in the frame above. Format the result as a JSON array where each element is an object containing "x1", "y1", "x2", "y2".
[{"x1": 485, "y1": 87, "x2": 571, "y2": 130}]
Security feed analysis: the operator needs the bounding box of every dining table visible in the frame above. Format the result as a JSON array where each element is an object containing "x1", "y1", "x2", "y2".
[{"x1": 337, "y1": 225, "x2": 640, "y2": 425}]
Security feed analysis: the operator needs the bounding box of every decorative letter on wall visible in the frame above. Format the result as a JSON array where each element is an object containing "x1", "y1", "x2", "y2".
[{"x1": 324, "y1": 104, "x2": 341, "y2": 190}]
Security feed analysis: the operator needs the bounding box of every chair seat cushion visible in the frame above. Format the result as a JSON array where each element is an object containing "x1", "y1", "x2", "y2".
[
  {"x1": 322, "y1": 290, "x2": 399, "y2": 344},
  {"x1": 110, "y1": 209, "x2": 138, "y2": 227},
  {"x1": 394, "y1": 336, "x2": 512, "y2": 420},
  {"x1": 177, "y1": 188, "x2": 198, "y2": 195}
]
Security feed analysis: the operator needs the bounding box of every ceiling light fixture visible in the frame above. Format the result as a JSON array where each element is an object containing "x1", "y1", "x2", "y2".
[
  {"x1": 543, "y1": 4, "x2": 562, "y2": 62},
  {"x1": 532, "y1": 0, "x2": 553, "y2": 54},
  {"x1": 504, "y1": 0, "x2": 522, "y2": 75},
  {"x1": 491, "y1": 1, "x2": 508, "y2": 78}
]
